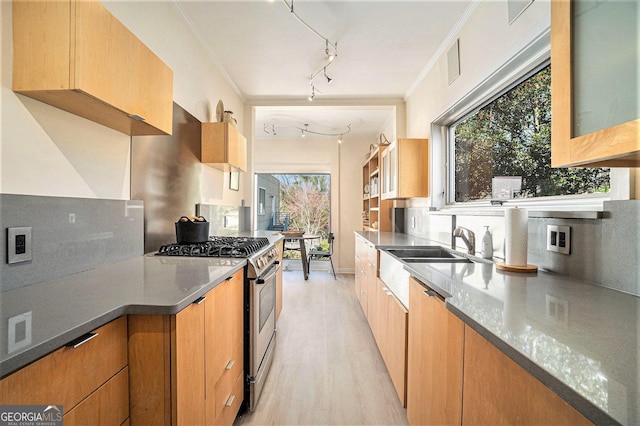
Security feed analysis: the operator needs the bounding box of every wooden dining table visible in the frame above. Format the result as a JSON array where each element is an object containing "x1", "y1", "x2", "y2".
[{"x1": 283, "y1": 234, "x2": 320, "y2": 280}]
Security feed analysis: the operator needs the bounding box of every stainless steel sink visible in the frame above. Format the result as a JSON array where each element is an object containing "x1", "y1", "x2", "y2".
[{"x1": 384, "y1": 247, "x2": 471, "y2": 263}]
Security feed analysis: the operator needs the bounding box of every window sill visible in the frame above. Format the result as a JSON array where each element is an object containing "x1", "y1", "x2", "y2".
[{"x1": 430, "y1": 194, "x2": 608, "y2": 219}]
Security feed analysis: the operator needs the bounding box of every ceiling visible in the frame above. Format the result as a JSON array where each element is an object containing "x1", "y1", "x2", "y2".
[{"x1": 176, "y1": 0, "x2": 474, "y2": 142}]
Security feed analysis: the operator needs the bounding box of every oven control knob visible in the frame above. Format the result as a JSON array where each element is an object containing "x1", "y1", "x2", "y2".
[{"x1": 258, "y1": 258, "x2": 264, "y2": 268}]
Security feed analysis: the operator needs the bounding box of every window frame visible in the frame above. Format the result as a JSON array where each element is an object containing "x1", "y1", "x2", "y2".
[{"x1": 431, "y1": 31, "x2": 611, "y2": 213}]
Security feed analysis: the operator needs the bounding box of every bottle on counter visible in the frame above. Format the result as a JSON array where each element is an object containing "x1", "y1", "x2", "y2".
[{"x1": 481, "y1": 226, "x2": 493, "y2": 259}]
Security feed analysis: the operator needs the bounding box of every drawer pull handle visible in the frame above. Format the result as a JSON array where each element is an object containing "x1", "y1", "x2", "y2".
[
  {"x1": 66, "y1": 332, "x2": 98, "y2": 348},
  {"x1": 225, "y1": 360, "x2": 235, "y2": 370},
  {"x1": 128, "y1": 113, "x2": 146, "y2": 121},
  {"x1": 225, "y1": 276, "x2": 233, "y2": 281},
  {"x1": 423, "y1": 290, "x2": 438, "y2": 297},
  {"x1": 193, "y1": 296, "x2": 207, "y2": 305},
  {"x1": 225, "y1": 395, "x2": 235, "y2": 407}
]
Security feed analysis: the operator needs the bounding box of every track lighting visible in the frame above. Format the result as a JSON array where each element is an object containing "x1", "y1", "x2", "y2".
[
  {"x1": 280, "y1": 0, "x2": 339, "y2": 99},
  {"x1": 308, "y1": 85, "x2": 315, "y2": 101},
  {"x1": 324, "y1": 67, "x2": 332, "y2": 84},
  {"x1": 264, "y1": 123, "x2": 351, "y2": 142}
]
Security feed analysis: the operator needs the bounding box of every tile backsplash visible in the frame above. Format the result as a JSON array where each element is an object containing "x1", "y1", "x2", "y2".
[
  {"x1": 403, "y1": 200, "x2": 640, "y2": 296},
  {"x1": 1, "y1": 194, "x2": 143, "y2": 291}
]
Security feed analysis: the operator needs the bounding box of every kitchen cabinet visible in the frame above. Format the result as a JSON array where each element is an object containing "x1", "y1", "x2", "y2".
[
  {"x1": 551, "y1": 0, "x2": 640, "y2": 167},
  {"x1": 276, "y1": 239, "x2": 284, "y2": 320},
  {"x1": 128, "y1": 269, "x2": 244, "y2": 425},
  {"x1": 0, "y1": 317, "x2": 129, "y2": 425},
  {"x1": 462, "y1": 326, "x2": 592, "y2": 425},
  {"x1": 381, "y1": 138, "x2": 429, "y2": 200},
  {"x1": 12, "y1": 0, "x2": 173, "y2": 136},
  {"x1": 407, "y1": 277, "x2": 463, "y2": 426},
  {"x1": 206, "y1": 272, "x2": 245, "y2": 425},
  {"x1": 362, "y1": 146, "x2": 392, "y2": 231},
  {"x1": 201, "y1": 122, "x2": 248, "y2": 171},
  {"x1": 354, "y1": 234, "x2": 370, "y2": 315},
  {"x1": 372, "y1": 278, "x2": 408, "y2": 407}
]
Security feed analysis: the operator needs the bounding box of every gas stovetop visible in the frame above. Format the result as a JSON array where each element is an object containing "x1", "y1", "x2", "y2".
[{"x1": 157, "y1": 236, "x2": 271, "y2": 258}]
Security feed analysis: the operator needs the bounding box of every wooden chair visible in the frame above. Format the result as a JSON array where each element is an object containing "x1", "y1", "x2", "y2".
[{"x1": 307, "y1": 233, "x2": 336, "y2": 279}]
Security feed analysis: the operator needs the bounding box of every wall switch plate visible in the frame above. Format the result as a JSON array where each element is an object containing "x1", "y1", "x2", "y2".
[
  {"x1": 546, "y1": 225, "x2": 570, "y2": 255},
  {"x1": 7, "y1": 227, "x2": 32, "y2": 264}
]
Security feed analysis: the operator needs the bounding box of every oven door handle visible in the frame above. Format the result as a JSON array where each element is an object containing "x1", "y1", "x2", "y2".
[{"x1": 256, "y1": 262, "x2": 280, "y2": 284}]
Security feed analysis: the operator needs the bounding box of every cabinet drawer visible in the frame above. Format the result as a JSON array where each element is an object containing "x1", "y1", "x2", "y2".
[
  {"x1": 63, "y1": 366, "x2": 129, "y2": 425},
  {"x1": 0, "y1": 316, "x2": 127, "y2": 412},
  {"x1": 213, "y1": 341, "x2": 243, "y2": 420},
  {"x1": 215, "y1": 372, "x2": 244, "y2": 426}
]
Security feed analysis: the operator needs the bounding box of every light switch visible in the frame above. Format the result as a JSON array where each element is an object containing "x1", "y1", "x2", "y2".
[
  {"x1": 546, "y1": 225, "x2": 570, "y2": 255},
  {"x1": 7, "y1": 227, "x2": 32, "y2": 264}
]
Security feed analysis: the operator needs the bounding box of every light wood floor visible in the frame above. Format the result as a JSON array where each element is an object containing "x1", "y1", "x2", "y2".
[{"x1": 235, "y1": 270, "x2": 409, "y2": 426}]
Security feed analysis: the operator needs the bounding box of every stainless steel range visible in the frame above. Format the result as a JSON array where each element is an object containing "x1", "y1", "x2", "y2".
[{"x1": 157, "y1": 236, "x2": 279, "y2": 412}]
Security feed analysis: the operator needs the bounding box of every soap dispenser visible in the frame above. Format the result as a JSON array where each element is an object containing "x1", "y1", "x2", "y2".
[{"x1": 481, "y1": 226, "x2": 493, "y2": 259}]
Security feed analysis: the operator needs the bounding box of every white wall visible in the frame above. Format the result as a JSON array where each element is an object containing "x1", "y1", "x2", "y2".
[
  {"x1": 1, "y1": 0, "x2": 244, "y2": 205},
  {"x1": 406, "y1": 1, "x2": 550, "y2": 140}
]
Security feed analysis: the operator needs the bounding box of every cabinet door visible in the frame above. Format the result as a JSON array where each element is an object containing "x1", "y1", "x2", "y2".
[
  {"x1": 173, "y1": 299, "x2": 206, "y2": 425},
  {"x1": 407, "y1": 277, "x2": 463, "y2": 426},
  {"x1": 206, "y1": 270, "x2": 244, "y2": 424},
  {"x1": 0, "y1": 317, "x2": 127, "y2": 413},
  {"x1": 462, "y1": 326, "x2": 591, "y2": 425},
  {"x1": 386, "y1": 291, "x2": 408, "y2": 407},
  {"x1": 74, "y1": 0, "x2": 135, "y2": 117},
  {"x1": 381, "y1": 144, "x2": 397, "y2": 198},
  {"x1": 551, "y1": 0, "x2": 640, "y2": 167},
  {"x1": 12, "y1": 0, "x2": 71, "y2": 92}
]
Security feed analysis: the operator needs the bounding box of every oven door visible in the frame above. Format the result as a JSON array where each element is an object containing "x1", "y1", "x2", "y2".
[{"x1": 249, "y1": 260, "x2": 278, "y2": 382}]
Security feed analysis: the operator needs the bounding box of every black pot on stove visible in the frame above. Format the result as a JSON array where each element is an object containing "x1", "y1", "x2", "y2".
[{"x1": 175, "y1": 216, "x2": 210, "y2": 243}]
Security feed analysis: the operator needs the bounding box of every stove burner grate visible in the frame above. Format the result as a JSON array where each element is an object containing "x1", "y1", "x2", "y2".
[{"x1": 156, "y1": 236, "x2": 270, "y2": 258}]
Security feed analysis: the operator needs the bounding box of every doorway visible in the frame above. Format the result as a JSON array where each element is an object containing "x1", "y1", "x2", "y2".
[{"x1": 255, "y1": 174, "x2": 331, "y2": 268}]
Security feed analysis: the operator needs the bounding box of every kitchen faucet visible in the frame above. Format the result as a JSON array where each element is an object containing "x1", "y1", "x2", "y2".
[{"x1": 453, "y1": 226, "x2": 475, "y2": 255}]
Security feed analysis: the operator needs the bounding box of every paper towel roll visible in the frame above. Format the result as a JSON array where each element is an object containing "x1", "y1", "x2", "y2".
[{"x1": 505, "y1": 207, "x2": 528, "y2": 266}]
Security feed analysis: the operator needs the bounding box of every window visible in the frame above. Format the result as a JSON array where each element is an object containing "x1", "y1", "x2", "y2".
[{"x1": 450, "y1": 65, "x2": 610, "y2": 204}]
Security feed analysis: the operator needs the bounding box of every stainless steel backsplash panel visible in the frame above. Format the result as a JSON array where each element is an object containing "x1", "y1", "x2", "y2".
[{"x1": 131, "y1": 103, "x2": 202, "y2": 253}]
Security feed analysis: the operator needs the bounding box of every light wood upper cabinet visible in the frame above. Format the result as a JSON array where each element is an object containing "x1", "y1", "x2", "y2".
[
  {"x1": 551, "y1": 0, "x2": 640, "y2": 167},
  {"x1": 381, "y1": 138, "x2": 429, "y2": 200},
  {"x1": 201, "y1": 122, "x2": 248, "y2": 171},
  {"x1": 12, "y1": 0, "x2": 173, "y2": 136}
]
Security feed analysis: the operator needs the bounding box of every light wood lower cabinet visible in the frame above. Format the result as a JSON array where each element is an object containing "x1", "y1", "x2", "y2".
[
  {"x1": 354, "y1": 235, "x2": 370, "y2": 315},
  {"x1": 462, "y1": 327, "x2": 592, "y2": 425},
  {"x1": 0, "y1": 317, "x2": 128, "y2": 424},
  {"x1": 385, "y1": 290, "x2": 408, "y2": 406},
  {"x1": 128, "y1": 269, "x2": 244, "y2": 426},
  {"x1": 407, "y1": 277, "x2": 463, "y2": 425},
  {"x1": 64, "y1": 367, "x2": 129, "y2": 425}
]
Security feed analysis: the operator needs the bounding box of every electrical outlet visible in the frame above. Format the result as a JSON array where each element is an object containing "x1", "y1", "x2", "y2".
[
  {"x1": 7, "y1": 227, "x2": 32, "y2": 264},
  {"x1": 546, "y1": 225, "x2": 570, "y2": 255}
]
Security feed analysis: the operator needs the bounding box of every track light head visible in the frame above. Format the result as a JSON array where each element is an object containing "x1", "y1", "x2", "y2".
[{"x1": 338, "y1": 135, "x2": 343, "y2": 144}]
